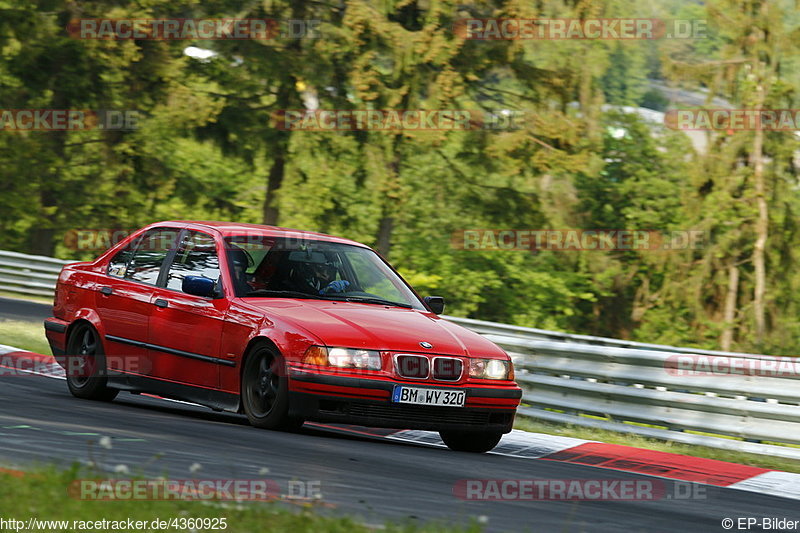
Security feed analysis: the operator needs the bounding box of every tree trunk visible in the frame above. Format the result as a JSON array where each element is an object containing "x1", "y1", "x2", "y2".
[
  {"x1": 262, "y1": 153, "x2": 285, "y2": 226},
  {"x1": 376, "y1": 215, "x2": 394, "y2": 258},
  {"x1": 751, "y1": 81, "x2": 767, "y2": 344},
  {"x1": 720, "y1": 262, "x2": 739, "y2": 351},
  {"x1": 261, "y1": 81, "x2": 292, "y2": 225},
  {"x1": 30, "y1": 130, "x2": 66, "y2": 257},
  {"x1": 261, "y1": 1, "x2": 307, "y2": 226},
  {"x1": 29, "y1": 227, "x2": 56, "y2": 256},
  {"x1": 375, "y1": 138, "x2": 402, "y2": 258}
]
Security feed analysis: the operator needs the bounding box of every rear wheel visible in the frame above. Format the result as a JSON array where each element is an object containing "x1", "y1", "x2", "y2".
[
  {"x1": 65, "y1": 323, "x2": 118, "y2": 401},
  {"x1": 439, "y1": 430, "x2": 503, "y2": 453},
  {"x1": 241, "y1": 345, "x2": 303, "y2": 431}
]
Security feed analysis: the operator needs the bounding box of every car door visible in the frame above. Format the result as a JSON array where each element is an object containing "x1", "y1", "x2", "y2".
[
  {"x1": 97, "y1": 227, "x2": 181, "y2": 376},
  {"x1": 147, "y1": 229, "x2": 231, "y2": 389}
]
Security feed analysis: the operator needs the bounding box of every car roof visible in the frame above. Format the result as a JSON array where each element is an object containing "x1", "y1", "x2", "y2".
[{"x1": 155, "y1": 220, "x2": 370, "y2": 248}]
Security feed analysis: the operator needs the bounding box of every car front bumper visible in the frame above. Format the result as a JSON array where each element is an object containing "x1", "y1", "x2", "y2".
[{"x1": 287, "y1": 368, "x2": 521, "y2": 433}]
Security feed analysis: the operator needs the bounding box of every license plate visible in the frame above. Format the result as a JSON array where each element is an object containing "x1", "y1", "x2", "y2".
[{"x1": 391, "y1": 385, "x2": 466, "y2": 407}]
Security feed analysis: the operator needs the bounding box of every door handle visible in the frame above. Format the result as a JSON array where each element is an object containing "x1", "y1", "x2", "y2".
[
  {"x1": 100, "y1": 286, "x2": 113, "y2": 296},
  {"x1": 154, "y1": 298, "x2": 169, "y2": 308}
]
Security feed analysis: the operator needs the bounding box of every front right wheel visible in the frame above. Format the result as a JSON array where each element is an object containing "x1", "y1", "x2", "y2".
[
  {"x1": 439, "y1": 430, "x2": 504, "y2": 453},
  {"x1": 241, "y1": 345, "x2": 303, "y2": 431}
]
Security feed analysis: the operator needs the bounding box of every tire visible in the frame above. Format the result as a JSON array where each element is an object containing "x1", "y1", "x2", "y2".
[
  {"x1": 65, "y1": 323, "x2": 119, "y2": 401},
  {"x1": 241, "y1": 344, "x2": 303, "y2": 431},
  {"x1": 439, "y1": 430, "x2": 504, "y2": 453}
]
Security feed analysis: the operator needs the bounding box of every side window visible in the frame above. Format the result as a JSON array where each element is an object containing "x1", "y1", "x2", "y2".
[
  {"x1": 126, "y1": 228, "x2": 180, "y2": 285},
  {"x1": 107, "y1": 244, "x2": 136, "y2": 278},
  {"x1": 165, "y1": 231, "x2": 221, "y2": 292}
]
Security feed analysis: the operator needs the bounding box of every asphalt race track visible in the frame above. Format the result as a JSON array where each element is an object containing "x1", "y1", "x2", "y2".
[
  {"x1": 1, "y1": 299, "x2": 799, "y2": 531},
  {"x1": 3, "y1": 374, "x2": 800, "y2": 532},
  {"x1": 0, "y1": 296, "x2": 51, "y2": 322}
]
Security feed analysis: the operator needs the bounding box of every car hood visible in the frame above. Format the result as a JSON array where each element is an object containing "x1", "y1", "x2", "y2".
[{"x1": 241, "y1": 299, "x2": 507, "y2": 358}]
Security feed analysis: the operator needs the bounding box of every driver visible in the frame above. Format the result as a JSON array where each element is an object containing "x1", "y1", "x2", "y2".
[{"x1": 296, "y1": 260, "x2": 350, "y2": 295}]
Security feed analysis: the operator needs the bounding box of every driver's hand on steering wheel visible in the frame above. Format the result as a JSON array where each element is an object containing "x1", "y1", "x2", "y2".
[{"x1": 319, "y1": 280, "x2": 350, "y2": 295}]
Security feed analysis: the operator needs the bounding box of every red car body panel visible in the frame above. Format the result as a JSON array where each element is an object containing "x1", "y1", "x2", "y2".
[{"x1": 45, "y1": 221, "x2": 522, "y2": 432}]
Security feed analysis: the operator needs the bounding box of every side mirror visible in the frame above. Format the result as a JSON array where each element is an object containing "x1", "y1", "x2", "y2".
[
  {"x1": 424, "y1": 296, "x2": 445, "y2": 315},
  {"x1": 183, "y1": 276, "x2": 217, "y2": 298}
]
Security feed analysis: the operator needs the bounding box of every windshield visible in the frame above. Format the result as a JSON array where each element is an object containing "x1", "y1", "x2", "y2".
[{"x1": 224, "y1": 236, "x2": 425, "y2": 310}]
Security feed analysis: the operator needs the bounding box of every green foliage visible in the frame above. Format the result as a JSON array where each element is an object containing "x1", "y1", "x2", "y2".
[{"x1": 1, "y1": 0, "x2": 799, "y2": 353}]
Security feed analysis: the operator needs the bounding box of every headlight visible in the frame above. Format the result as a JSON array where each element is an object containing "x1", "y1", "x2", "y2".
[
  {"x1": 469, "y1": 358, "x2": 513, "y2": 380},
  {"x1": 303, "y1": 346, "x2": 382, "y2": 371},
  {"x1": 328, "y1": 347, "x2": 382, "y2": 370}
]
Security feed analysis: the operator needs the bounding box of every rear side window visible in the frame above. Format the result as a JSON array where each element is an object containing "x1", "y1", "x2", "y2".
[
  {"x1": 125, "y1": 228, "x2": 181, "y2": 285},
  {"x1": 165, "y1": 231, "x2": 221, "y2": 292}
]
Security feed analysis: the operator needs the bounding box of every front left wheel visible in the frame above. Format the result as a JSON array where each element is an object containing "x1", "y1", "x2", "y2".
[
  {"x1": 65, "y1": 323, "x2": 119, "y2": 402},
  {"x1": 241, "y1": 344, "x2": 303, "y2": 431}
]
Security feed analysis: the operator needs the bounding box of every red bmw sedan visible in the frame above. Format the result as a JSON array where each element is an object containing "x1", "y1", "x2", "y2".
[{"x1": 44, "y1": 221, "x2": 521, "y2": 452}]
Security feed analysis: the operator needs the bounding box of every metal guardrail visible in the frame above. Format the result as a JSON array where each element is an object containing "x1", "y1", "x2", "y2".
[
  {"x1": 444, "y1": 315, "x2": 770, "y2": 358},
  {"x1": 446, "y1": 316, "x2": 800, "y2": 460},
  {"x1": 0, "y1": 250, "x2": 798, "y2": 459},
  {"x1": 0, "y1": 250, "x2": 71, "y2": 298}
]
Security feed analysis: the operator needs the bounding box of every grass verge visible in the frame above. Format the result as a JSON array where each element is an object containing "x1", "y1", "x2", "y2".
[
  {"x1": 0, "y1": 319, "x2": 50, "y2": 354},
  {"x1": 0, "y1": 467, "x2": 477, "y2": 533},
  {"x1": 514, "y1": 417, "x2": 800, "y2": 474}
]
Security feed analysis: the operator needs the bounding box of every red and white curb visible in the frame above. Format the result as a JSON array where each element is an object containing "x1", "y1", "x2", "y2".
[
  {"x1": 388, "y1": 428, "x2": 594, "y2": 459},
  {"x1": 390, "y1": 432, "x2": 800, "y2": 501},
  {"x1": 728, "y1": 471, "x2": 800, "y2": 500},
  {"x1": 0, "y1": 344, "x2": 65, "y2": 379},
  {"x1": 3, "y1": 345, "x2": 800, "y2": 501}
]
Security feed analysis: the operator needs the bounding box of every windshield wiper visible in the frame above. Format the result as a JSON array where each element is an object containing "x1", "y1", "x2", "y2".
[
  {"x1": 244, "y1": 290, "x2": 413, "y2": 308},
  {"x1": 244, "y1": 289, "x2": 324, "y2": 299},
  {"x1": 339, "y1": 296, "x2": 413, "y2": 309}
]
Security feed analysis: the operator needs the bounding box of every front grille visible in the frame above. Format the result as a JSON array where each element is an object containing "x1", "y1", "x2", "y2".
[
  {"x1": 396, "y1": 355, "x2": 429, "y2": 379},
  {"x1": 433, "y1": 357, "x2": 463, "y2": 381}
]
